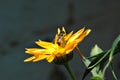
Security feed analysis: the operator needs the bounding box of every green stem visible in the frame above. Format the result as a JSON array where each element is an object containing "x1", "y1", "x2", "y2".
[
  {"x1": 110, "y1": 63, "x2": 118, "y2": 80},
  {"x1": 64, "y1": 63, "x2": 76, "y2": 80}
]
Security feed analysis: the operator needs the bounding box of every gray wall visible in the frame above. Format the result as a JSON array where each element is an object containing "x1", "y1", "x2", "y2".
[{"x1": 0, "y1": 0, "x2": 120, "y2": 80}]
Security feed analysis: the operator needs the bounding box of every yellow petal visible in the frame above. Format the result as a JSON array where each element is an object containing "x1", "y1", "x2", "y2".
[
  {"x1": 62, "y1": 26, "x2": 66, "y2": 34},
  {"x1": 76, "y1": 29, "x2": 91, "y2": 43},
  {"x1": 33, "y1": 55, "x2": 49, "y2": 62},
  {"x1": 68, "y1": 27, "x2": 85, "y2": 43},
  {"x1": 54, "y1": 34, "x2": 59, "y2": 44},
  {"x1": 25, "y1": 48, "x2": 44, "y2": 54},
  {"x1": 25, "y1": 48, "x2": 52, "y2": 55},
  {"x1": 24, "y1": 56, "x2": 36, "y2": 62},
  {"x1": 46, "y1": 54, "x2": 55, "y2": 63},
  {"x1": 64, "y1": 31, "x2": 73, "y2": 41},
  {"x1": 65, "y1": 42, "x2": 77, "y2": 54},
  {"x1": 35, "y1": 40, "x2": 57, "y2": 50},
  {"x1": 57, "y1": 27, "x2": 60, "y2": 34},
  {"x1": 83, "y1": 29, "x2": 91, "y2": 36}
]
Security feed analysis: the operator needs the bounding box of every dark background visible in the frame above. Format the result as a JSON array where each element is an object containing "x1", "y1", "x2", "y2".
[{"x1": 0, "y1": 0, "x2": 120, "y2": 80}]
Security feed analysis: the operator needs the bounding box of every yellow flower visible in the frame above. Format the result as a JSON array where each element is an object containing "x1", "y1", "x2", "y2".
[{"x1": 24, "y1": 27, "x2": 91, "y2": 63}]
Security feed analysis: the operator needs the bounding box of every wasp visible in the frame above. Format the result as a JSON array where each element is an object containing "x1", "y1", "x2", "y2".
[
  {"x1": 54, "y1": 27, "x2": 85, "y2": 60},
  {"x1": 53, "y1": 27, "x2": 66, "y2": 47}
]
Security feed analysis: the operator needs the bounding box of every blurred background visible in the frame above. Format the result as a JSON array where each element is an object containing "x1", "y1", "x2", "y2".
[{"x1": 0, "y1": 0, "x2": 120, "y2": 80}]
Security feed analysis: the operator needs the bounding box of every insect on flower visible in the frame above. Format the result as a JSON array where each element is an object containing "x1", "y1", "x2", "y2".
[{"x1": 24, "y1": 27, "x2": 91, "y2": 63}]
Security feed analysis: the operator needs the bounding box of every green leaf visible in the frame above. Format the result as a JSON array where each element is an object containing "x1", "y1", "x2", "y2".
[
  {"x1": 90, "y1": 44, "x2": 103, "y2": 57},
  {"x1": 82, "y1": 50, "x2": 110, "y2": 80},
  {"x1": 88, "y1": 50, "x2": 110, "y2": 69},
  {"x1": 90, "y1": 76, "x2": 103, "y2": 80},
  {"x1": 82, "y1": 35, "x2": 120, "y2": 80},
  {"x1": 112, "y1": 35, "x2": 120, "y2": 48},
  {"x1": 110, "y1": 63, "x2": 118, "y2": 80},
  {"x1": 102, "y1": 35, "x2": 120, "y2": 75}
]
